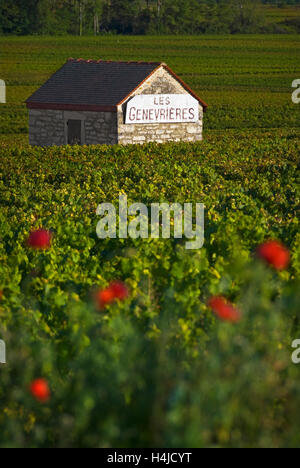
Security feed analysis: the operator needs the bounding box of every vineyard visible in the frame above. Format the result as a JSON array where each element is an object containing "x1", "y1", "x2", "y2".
[
  {"x1": 1, "y1": 35, "x2": 300, "y2": 137},
  {"x1": 0, "y1": 35, "x2": 300, "y2": 448}
]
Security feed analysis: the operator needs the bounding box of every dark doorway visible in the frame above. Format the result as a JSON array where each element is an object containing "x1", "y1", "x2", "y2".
[{"x1": 67, "y1": 120, "x2": 82, "y2": 145}]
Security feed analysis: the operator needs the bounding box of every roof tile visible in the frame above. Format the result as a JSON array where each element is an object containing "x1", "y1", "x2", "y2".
[{"x1": 26, "y1": 60, "x2": 162, "y2": 109}]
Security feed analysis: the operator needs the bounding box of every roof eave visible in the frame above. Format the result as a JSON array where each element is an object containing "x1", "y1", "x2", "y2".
[
  {"x1": 163, "y1": 65, "x2": 208, "y2": 111},
  {"x1": 26, "y1": 102, "x2": 117, "y2": 112},
  {"x1": 117, "y1": 63, "x2": 163, "y2": 107}
]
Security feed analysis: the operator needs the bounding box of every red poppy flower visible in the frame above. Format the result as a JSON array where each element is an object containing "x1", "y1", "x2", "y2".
[
  {"x1": 208, "y1": 296, "x2": 241, "y2": 323},
  {"x1": 109, "y1": 281, "x2": 129, "y2": 301},
  {"x1": 95, "y1": 287, "x2": 115, "y2": 309},
  {"x1": 95, "y1": 281, "x2": 129, "y2": 309},
  {"x1": 28, "y1": 230, "x2": 52, "y2": 250},
  {"x1": 30, "y1": 378, "x2": 51, "y2": 403},
  {"x1": 257, "y1": 240, "x2": 290, "y2": 271}
]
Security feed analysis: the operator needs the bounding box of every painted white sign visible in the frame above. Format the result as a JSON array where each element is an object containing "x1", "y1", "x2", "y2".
[
  {"x1": 0, "y1": 80, "x2": 6, "y2": 104},
  {"x1": 125, "y1": 94, "x2": 199, "y2": 124}
]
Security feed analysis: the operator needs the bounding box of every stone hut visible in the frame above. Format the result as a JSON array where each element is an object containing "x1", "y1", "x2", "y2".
[{"x1": 26, "y1": 59, "x2": 208, "y2": 147}]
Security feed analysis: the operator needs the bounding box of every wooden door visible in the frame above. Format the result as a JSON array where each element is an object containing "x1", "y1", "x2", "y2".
[{"x1": 68, "y1": 120, "x2": 82, "y2": 145}]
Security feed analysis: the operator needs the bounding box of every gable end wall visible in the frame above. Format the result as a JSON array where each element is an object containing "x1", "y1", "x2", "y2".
[{"x1": 117, "y1": 67, "x2": 203, "y2": 145}]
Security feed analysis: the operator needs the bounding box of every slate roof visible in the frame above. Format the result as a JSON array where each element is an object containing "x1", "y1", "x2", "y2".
[{"x1": 26, "y1": 59, "x2": 208, "y2": 112}]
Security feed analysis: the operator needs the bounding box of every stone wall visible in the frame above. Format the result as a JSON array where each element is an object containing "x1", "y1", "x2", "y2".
[
  {"x1": 29, "y1": 109, "x2": 117, "y2": 147},
  {"x1": 29, "y1": 109, "x2": 65, "y2": 147},
  {"x1": 117, "y1": 67, "x2": 203, "y2": 145},
  {"x1": 83, "y1": 111, "x2": 117, "y2": 145}
]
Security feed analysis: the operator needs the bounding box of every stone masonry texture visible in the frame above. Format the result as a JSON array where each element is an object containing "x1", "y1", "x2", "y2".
[
  {"x1": 29, "y1": 110, "x2": 117, "y2": 147},
  {"x1": 29, "y1": 109, "x2": 65, "y2": 147},
  {"x1": 118, "y1": 67, "x2": 203, "y2": 145}
]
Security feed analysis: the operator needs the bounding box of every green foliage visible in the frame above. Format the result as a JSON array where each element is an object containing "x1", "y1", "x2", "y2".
[
  {"x1": 0, "y1": 0, "x2": 299, "y2": 35},
  {"x1": 0, "y1": 134, "x2": 299, "y2": 447},
  {"x1": 0, "y1": 35, "x2": 299, "y2": 140}
]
